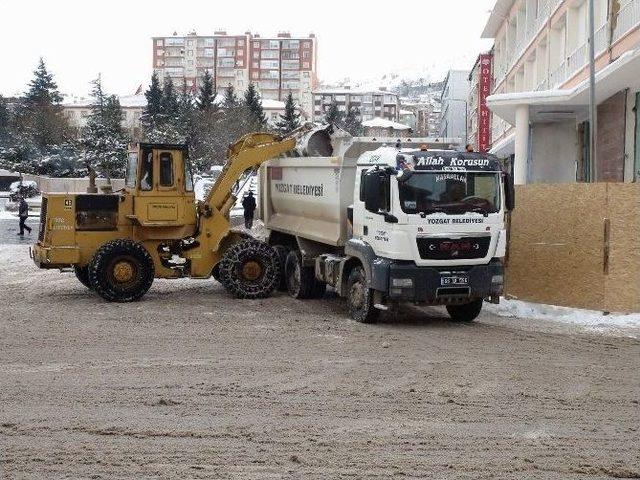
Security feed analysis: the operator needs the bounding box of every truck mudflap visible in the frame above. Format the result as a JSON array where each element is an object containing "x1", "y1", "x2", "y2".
[{"x1": 380, "y1": 259, "x2": 504, "y2": 304}]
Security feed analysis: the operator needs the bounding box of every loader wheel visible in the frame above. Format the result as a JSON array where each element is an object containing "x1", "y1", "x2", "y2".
[
  {"x1": 218, "y1": 240, "x2": 280, "y2": 299},
  {"x1": 272, "y1": 245, "x2": 290, "y2": 291},
  {"x1": 446, "y1": 299, "x2": 483, "y2": 322},
  {"x1": 74, "y1": 265, "x2": 92, "y2": 290},
  {"x1": 347, "y1": 266, "x2": 379, "y2": 324},
  {"x1": 88, "y1": 239, "x2": 155, "y2": 302},
  {"x1": 285, "y1": 250, "x2": 316, "y2": 299}
]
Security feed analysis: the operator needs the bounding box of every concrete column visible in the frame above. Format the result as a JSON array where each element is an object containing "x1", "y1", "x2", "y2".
[{"x1": 514, "y1": 104, "x2": 530, "y2": 185}]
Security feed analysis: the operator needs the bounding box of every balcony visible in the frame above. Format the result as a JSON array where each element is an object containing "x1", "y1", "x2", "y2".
[
  {"x1": 613, "y1": 0, "x2": 640, "y2": 43},
  {"x1": 494, "y1": 0, "x2": 563, "y2": 87}
]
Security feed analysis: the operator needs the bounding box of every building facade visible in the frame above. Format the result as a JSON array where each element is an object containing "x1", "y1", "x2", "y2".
[
  {"x1": 152, "y1": 31, "x2": 317, "y2": 117},
  {"x1": 468, "y1": 53, "x2": 494, "y2": 152},
  {"x1": 483, "y1": 0, "x2": 640, "y2": 183},
  {"x1": 312, "y1": 88, "x2": 400, "y2": 123},
  {"x1": 63, "y1": 94, "x2": 146, "y2": 140},
  {"x1": 439, "y1": 70, "x2": 470, "y2": 141}
]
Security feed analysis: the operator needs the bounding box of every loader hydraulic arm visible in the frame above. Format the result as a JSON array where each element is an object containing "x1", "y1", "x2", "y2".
[{"x1": 202, "y1": 132, "x2": 296, "y2": 215}]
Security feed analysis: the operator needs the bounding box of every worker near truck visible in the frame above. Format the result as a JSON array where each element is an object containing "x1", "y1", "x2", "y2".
[{"x1": 242, "y1": 191, "x2": 257, "y2": 229}]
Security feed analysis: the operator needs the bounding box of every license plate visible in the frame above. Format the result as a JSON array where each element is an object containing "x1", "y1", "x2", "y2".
[{"x1": 441, "y1": 275, "x2": 469, "y2": 286}]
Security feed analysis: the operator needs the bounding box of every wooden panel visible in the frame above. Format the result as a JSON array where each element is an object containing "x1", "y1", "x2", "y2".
[
  {"x1": 506, "y1": 183, "x2": 640, "y2": 313},
  {"x1": 604, "y1": 183, "x2": 640, "y2": 312},
  {"x1": 506, "y1": 184, "x2": 607, "y2": 310}
]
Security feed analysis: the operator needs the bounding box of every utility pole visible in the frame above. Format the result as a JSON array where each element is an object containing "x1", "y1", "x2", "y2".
[{"x1": 588, "y1": 0, "x2": 598, "y2": 182}]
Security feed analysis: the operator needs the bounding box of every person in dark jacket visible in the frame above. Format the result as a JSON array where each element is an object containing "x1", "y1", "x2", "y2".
[
  {"x1": 18, "y1": 196, "x2": 32, "y2": 236},
  {"x1": 242, "y1": 191, "x2": 257, "y2": 229}
]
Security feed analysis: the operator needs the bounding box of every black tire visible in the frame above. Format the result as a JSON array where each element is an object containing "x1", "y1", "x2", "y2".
[
  {"x1": 446, "y1": 299, "x2": 483, "y2": 322},
  {"x1": 285, "y1": 250, "x2": 316, "y2": 299},
  {"x1": 88, "y1": 239, "x2": 155, "y2": 302},
  {"x1": 211, "y1": 264, "x2": 221, "y2": 283},
  {"x1": 347, "y1": 266, "x2": 379, "y2": 324},
  {"x1": 272, "y1": 245, "x2": 290, "y2": 292},
  {"x1": 74, "y1": 265, "x2": 93, "y2": 290},
  {"x1": 218, "y1": 239, "x2": 280, "y2": 299},
  {"x1": 310, "y1": 279, "x2": 327, "y2": 299}
]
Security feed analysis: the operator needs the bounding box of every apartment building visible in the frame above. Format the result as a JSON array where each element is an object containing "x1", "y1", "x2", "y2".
[
  {"x1": 311, "y1": 88, "x2": 400, "y2": 123},
  {"x1": 483, "y1": 0, "x2": 640, "y2": 183},
  {"x1": 468, "y1": 53, "x2": 494, "y2": 152},
  {"x1": 152, "y1": 31, "x2": 317, "y2": 117},
  {"x1": 439, "y1": 70, "x2": 470, "y2": 141}
]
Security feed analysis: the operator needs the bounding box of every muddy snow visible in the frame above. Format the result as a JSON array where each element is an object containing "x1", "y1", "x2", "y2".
[{"x1": 0, "y1": 244, "x2": 639, "y2": 479}]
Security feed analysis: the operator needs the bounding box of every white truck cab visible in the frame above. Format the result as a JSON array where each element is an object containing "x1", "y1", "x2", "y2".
[{"x1": 260, "y1": 127, "x2": 514, "y2": 323}]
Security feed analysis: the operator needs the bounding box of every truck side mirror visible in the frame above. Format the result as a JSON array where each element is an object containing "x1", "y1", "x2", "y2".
[
  {"x1": 363, "y1": 170, "x2": 384, "y2": 213},
  {"x1": 504, "y1": 173, "x2": 515, "y2": 211}
]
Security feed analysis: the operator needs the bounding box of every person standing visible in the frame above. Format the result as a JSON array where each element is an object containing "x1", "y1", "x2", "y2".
[
  {"x1": 242, "y1": 191, "x2": 257, "y2": 229},
  {"x1": 18, "y1": 195, "x2": 32, "y2": 236}
]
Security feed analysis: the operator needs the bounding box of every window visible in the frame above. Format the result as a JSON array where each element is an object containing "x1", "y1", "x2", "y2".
[
  {"x1": 184, "y1": 157, "x2": 194, "y2": 192},
  {"x1": 262, "y1": 50, "x2": 279, "y2": 59},
  {"x1": 237, "y1": 39, "x2": 245, "y2": 47},
  {"x1": 204, "y1": 38, "x2": 214, "y2": 46},
  {"x1": 260, "y1": 59, "x2": 279, "y2": 69},
  {"x1": 303, "y1": 41, "x2": 311, "y2": 48},
  {"x1": 187, "y1": 40, "x2": 193, "y2": 46},
  {"x1": 204, "y1": 48, "x2": 214, "y2": 57},
  {"x1": 126, "y1": 152, "x2": 138, "y2": 188},
  {"x1": 159, "y1": 153, "x2": 174, "y2": 187},
  {"x1": 156, "y1": 39, "x2": 163, "y2": 46},
  {"x1": 140, "y1": 151, "x2": 153, "y2": 190},
  {"x1": 253, "y1": 41, "x2": 260, "y2": 48},
  {"x1": 302, "y1": 50, "x2": 310, "y2": 59},
  {"x1": 302, "y1": 61, "x2": 310, "y2": 69}
]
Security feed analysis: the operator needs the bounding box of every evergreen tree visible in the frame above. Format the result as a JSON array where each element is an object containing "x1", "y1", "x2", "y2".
[
  {"x1": 79, "y1": 76, "x2": 128, "y2": 180},
  {"x1": 141, "y1": 72, "x2": 163, "y2": 136},
  {"x1": 19, "y1": 58, "x2": 68, "y2": 150},
  {"x1": 161, "y1": 77, "x2": 179, "y2": 118},
  {"x1": 222, "y1": 84, "x2": 240, "y2": 108},
  {"x1": 274, "y1": 92, "x2": 300, "y2": 134},
  {"x1": 244, "y1": 83, "x2": 266, "y2": 127},
  {"x1": 0, "y1": 95, "x2": 9, "y2": 141},
  {"x1": 344, "y1": 106, "x2": 363, "y2": 136},
  {"x1": 196, "y1": 71, "x2": 216, "y2": 111},
  {"x1": 324, "y1": 100, "x2": 344, "y2": 126}
]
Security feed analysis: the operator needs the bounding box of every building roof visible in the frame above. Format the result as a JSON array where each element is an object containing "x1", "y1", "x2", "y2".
[
  {"x1": 63, "y1": 94, "x2": 147, "y2": 108},
  {"x1": 362, "y1": 117, "x2": 411, "y2": 130},
  {"x1": 481, "y1": 0, "x2": 515, "y2": 39},
  {"x1": 399, "y1": 109, "x2": 414, "y2": 115},
  {"x1": 314, "y1": 88, "x2": 396, "y2": 96}
]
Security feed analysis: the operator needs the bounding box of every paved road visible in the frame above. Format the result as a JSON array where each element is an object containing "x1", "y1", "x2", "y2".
[{"x1": 0, "y1": 244, "x2": 638, "y2": 479}]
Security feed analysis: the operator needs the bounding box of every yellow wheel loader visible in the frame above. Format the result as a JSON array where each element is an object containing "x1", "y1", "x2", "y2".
[{"x1": 31, "y1": 131, "x2": 297, "y2": 302}]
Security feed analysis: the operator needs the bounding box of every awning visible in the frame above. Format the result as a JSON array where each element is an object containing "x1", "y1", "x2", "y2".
[
  {"x1": 489, "y1": 132, "x2": 515, "y2": 157},
  {"x1": 487, "y1": 48, "x2": 640, "y2": 125}
]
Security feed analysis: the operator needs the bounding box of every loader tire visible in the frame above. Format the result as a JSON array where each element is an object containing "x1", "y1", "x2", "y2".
[
  {"x1": 285, "y1": 250, "x2": 316, "y2": 299},
  {"x1": 88, "y1": 239, "x2": 155, "y2": 302},
  {"x1": 218, "y1": 240, "x2": 280, "y2": 299},
  {"x1": 272, "y1": 245, "x2": 290, "y2": 291},
  {"x1": 446, "y1": 299, "x2": 483, "y2": 322},
  {"x1": 347, "y1": 266, "x2": 379, "y2": 324},
  {"x1": 74, "y1": 265, "x2": 93, "y2": 289}
]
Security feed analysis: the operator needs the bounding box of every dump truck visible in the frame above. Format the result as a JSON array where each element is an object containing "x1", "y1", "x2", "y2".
[
  {"x1": 260, "y1": 127, "x2": 515, "y2": 323},
  {"x1": 31, "y1": 131, "x2": 299, "y2": 301}
]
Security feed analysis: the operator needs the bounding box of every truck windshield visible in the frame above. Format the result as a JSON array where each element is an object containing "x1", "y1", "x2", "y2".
[{"x1": 398, "y1": 172, "x2": 501, "y2": 215}]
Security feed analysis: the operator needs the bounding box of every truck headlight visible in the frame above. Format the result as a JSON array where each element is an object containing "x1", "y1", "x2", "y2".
[
  {"x1": 491, "y1": 275, "x2": 504, "y2": 284},
  {"x1": 392, "y1": 278, "x2": 413, "y2": 288}
]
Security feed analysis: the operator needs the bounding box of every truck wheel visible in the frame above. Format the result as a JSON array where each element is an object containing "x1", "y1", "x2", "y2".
[
  {"x1": 88, "y1": 239, "x2": 155, "y2": 302},
  {"x1": 272, "y1": 245, "x2": 290, "y2": 291},
  {"x1": 310, "y1": 279, "x2": 327, "y2": 299},
  {"x1": 74, "y1": 265, "x2": 93, "y2": 290},
  {"x1": 446, "y1": 299, "x2": 483, "y2": 322},
  {"x1": 285, "y1": 250, "x2": 316, "y2": 299},
  {"x1": 347, "y1": 266, "x2": 379, "y2": 324},
  {"x1": 218, "y1": 240, "x2": 280, "y2": 299}
]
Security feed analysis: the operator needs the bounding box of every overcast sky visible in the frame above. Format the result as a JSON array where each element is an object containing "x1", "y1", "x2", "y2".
[{"x1": 0, "y1": 0, "x2": 496, "y2": 97}]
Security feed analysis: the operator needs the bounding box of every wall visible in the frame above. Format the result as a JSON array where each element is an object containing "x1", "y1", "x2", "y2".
[
  {"x1": 506, "y1": 183, "x2": 640, "y2": 312},
  {"x1": 530, "y1": 122, "x2": 578, "y2": 183},
  {"x1": 21, "y1": 175, "x2": 125, "y2": 193},
  {"x1": 597, "y1": 91, "x2": 627, "y2": 182}
]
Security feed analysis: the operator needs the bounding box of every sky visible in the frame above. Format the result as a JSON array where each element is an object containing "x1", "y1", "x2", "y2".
[{"x1": 0, "y1": 0, "x2": 496, "y2": 97}]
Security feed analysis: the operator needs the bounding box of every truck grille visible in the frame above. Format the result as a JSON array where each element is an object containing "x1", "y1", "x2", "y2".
[
  {"x1": 417, "y1": 236, "x2": 491, "y2": 260},
  {"x1": 38, "y1": 197, "x2": 48, "y2": 241}
]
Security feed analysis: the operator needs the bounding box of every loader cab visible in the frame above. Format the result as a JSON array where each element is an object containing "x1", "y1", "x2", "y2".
[{"x1": 126, "y1": 143, "x2": 197, "y2": 237}]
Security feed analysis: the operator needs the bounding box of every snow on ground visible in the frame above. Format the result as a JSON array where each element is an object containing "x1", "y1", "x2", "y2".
[{"x1": 486, "y1": 298, "x2": 640, "y2": 337}]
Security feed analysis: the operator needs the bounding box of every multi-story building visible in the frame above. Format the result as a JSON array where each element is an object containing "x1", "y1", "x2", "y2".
[
  {"x1": 152, "y1": 31, "x2": 317, "y2": 117},
  {"x1": 483, "y1": 0, "x2": 640, "y2": 183},
  {"x1": 438, "y1": 70, "x2": 470, "y2": 141},
  {"x1": 63, "y1": 94, "x2": 146, "y2": 140},
  {"x1": 468, "y1": 53, "x2": 494, "y2": 152},
  {"x1": 311, "y1": 87, "x2": 400, "y2": 123}
]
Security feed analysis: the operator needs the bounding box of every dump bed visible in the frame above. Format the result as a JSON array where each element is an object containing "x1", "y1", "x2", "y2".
[{"x1": 259, "y1": 155, "x2": 357, "y2": 247}]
